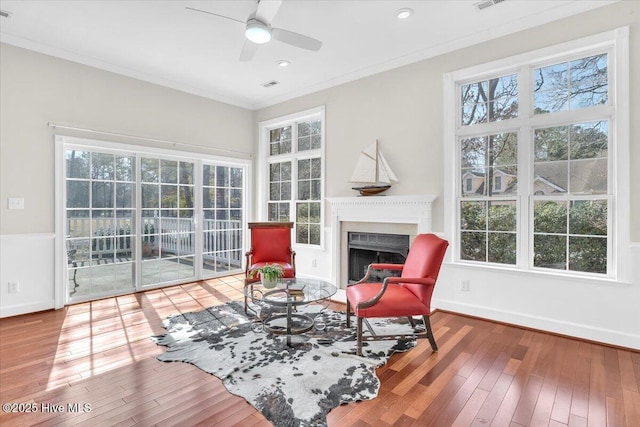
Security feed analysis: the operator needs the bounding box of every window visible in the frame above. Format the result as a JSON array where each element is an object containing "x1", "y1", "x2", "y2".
[
  {"x1": 533, "y1": 54, "x2": 608, "y2": 113},
  {"x1": 465, "y1": 177, "x2": 473, "y2": 193},
  {"x1": 460, "y1": 130, "x2": 518, "y2": 265},
  {"x1": 494, "y1": 176, "x2": 502, "y2": 192},
  {"x1": 446, "y1": 29, "x2": 629, "y2": 279},
  {"x1": 259, "y1": 107, "x2": 325, "y2": 246},
  {"x1": 532, "y1": 121, "x2": 608, "y2": 273}
]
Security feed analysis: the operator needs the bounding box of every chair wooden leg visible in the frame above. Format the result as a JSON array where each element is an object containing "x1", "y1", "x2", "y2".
[
  {"x1": 346, "y1": 299, "x2": 352, "y2": 328},
  {"x1": 357, "y1": 316, "x2": 363, "y2": 356},
  {"x1": 423, "y1": 315, "x2": 438, "y2": 352}
]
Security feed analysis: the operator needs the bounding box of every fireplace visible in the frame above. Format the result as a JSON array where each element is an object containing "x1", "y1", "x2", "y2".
[
  {"x1": 327, "y1": 195, "x2": 437, "y2": 291},
  {"x1": 348, "y1": 232, "x2": 409, "y2": 283}
]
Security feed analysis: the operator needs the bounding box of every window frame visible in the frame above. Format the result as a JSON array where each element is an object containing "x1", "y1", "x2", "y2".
[
  {"x1": 257, "y1": 106, "x2": 326, "y2": 248},
  {"x1": 443, "y1": 28, "x2": 630, "y2": 283}
]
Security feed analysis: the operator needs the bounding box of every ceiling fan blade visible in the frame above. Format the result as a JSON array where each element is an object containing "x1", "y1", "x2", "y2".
[
  {"x1": 239, "y1": 40, "x2": 259, "y2": 62},
  {"x1": 185, "y1": 7, "x2": 245, "y2": 25},
  {"x1": 272, "y1": 28, "x2": 322, "y2": 51},
  {"x1": 255, "y1": 0, "x2": 283, "y2": 25}
]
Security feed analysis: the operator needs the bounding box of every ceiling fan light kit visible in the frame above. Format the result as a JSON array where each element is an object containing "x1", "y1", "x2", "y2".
[{"x1": 245, "y1": 18, "x2": 272, "y2": 44}]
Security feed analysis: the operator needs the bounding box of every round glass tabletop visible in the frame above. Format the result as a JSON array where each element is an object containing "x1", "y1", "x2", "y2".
[{"x1": 244, "y1": 277, "x2": 337, "y2": 307}]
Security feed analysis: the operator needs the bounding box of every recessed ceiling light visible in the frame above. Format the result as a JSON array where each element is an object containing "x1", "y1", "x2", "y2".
[
  {"x1": 396, "y1": 8, "x2": 413, "y2": 19},
  {"x1": 278, "y1": 60, "x2": 290, "y2": 68}
]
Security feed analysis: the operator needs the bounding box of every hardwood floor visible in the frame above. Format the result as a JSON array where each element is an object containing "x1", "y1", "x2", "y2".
[{"x1": 1, "y1": 275, "x2": 638, "y2": 426}]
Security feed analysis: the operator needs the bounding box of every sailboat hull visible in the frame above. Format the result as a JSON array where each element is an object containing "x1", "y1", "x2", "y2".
[{"x1": 351, "y1": 185, "x2": 391, "y2": 196}]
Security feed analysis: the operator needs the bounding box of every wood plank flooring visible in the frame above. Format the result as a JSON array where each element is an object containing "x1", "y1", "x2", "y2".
[{"x1": 1, "y1": 275, "x2": 638, "y2": 426}]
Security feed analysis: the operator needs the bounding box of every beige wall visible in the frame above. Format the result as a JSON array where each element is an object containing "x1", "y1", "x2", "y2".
[
  {"x1": 254, "y1": 0, "x2": 640, "y2": 241},
  {"x1": 0, "y1": 43, "x2": 254, "y2": 235}
]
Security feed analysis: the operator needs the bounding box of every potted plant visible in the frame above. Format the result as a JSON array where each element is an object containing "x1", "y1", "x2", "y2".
[{"x1": 249, "y1": 263, "x2": 284, "y2": 289}]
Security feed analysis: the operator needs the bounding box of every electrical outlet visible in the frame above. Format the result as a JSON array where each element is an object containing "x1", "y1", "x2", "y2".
[
  {"x1": 461, "y1": 280, "x2": 470, "y2": 292},
  {"x1": 311, "y1": 259, "x2": 317, "y2": 268},
  {"x1": 8, "y1": 281, "x2": 19, "y2": 294}
]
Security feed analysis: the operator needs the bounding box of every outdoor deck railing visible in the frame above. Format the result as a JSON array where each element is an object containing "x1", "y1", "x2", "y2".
[{"x1": 67, "y1": 217, "x2": 243, "y2": 267}]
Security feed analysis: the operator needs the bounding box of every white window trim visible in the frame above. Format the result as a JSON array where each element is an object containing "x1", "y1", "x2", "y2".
[
  {"x1": 257, "y1": 106, "x2": 326, "y2": 249},
  {"x1": 443, "y1": 27, "x2": 630, "y2": 284}
]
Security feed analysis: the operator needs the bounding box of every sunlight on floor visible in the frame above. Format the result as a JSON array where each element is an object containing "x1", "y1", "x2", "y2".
[{"x1": 46, "y1": 274, "x2": 246, "y2": 391}]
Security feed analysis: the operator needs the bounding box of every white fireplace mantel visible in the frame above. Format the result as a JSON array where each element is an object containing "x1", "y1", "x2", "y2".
[
  {"x1": 326, "y1": 195, "x2": 437, "y2": 230},
  {"x1": 326, "y1": 194, "x2": 437, "y2": 287}
]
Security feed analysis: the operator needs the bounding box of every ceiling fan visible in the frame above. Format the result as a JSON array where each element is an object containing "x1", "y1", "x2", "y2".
[{"x1": 186, "y1": 0, "x2": 322, "y2": 61}]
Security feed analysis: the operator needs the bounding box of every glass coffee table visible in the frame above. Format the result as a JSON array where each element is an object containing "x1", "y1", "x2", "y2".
[{"x1": 244, "y1": 278, "x2": 337, "y2": 345}]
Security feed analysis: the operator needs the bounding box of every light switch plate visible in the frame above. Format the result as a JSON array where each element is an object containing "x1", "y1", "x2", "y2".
[{"x1": 8, "y1": 198, "x2": 24, "y2": 209}]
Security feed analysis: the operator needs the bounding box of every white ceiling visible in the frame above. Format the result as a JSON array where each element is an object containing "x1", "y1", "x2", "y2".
[{"x1": 0, "y1": 0, "x2": 616, "y2": 110}]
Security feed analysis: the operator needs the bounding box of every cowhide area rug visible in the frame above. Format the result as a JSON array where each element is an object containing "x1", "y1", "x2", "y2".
[{"x1": 152, "y1": 301, "x2": 418, "y2": 427}]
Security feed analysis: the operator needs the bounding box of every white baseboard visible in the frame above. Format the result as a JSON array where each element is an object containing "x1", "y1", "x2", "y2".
[
  {"x1": 0, "y1": 300, "x2": 55, "y2": 318},
  {"x1": 432, "y1": 298, "x2": 640, "y2": 350}
]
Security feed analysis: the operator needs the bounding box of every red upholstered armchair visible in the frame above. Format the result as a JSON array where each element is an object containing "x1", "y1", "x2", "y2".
[
  {"x1": 244, "y1": 222, "x2": 296, "y2": 310},
  {"x1": 346, "y1": 233, "x2": 449, "y2": 355}
]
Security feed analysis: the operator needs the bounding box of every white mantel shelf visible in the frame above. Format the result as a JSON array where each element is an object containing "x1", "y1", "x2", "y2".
[{"x1": 326, "y1": 195, "x2": 437, "y2": 231}]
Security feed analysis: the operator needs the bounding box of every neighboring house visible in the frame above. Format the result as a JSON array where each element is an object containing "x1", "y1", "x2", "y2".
[
  {"x1": 462, "y1": 171, "x2": 485, "y2": 194},
  {"x1": 462, "y1": 168, "x2": 517, "y2": 195},
  {"x1": 533, "y1": 175, "x2": 566, "y2": 195},
  {"x1": 464, "y1": 165, "x2": 606, "y2": 196}
]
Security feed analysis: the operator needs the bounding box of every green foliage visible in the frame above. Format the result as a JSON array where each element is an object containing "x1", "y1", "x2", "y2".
[
  {"x1": 460, "y1": 231, "x2": 485, "y2": 262},
  {"x1": 488, "y1": 233, "x2": 516, "y2": 264},
  {"x1": 488, "y1": 203, "x2": 517, "y2": 231},
  {"x1": 534, "y1": 201, "x2": 567, "y2": 233},
  {"x1": 535, "y1": 126, "x2": 568, "y2": 161},
  {"x1": 535, "y1": 121, "x2": 608, "y2": 163},
  {"x1": 534, "y1": 234, "x2": 566, "y2": 269},
  {"x1": 569, "y1": 236, "x2": 607, "y2": 273},
  {"x1": 569, "y1": 200, "x2": 607, "y2": 235},
  {"x1": 461, "y1": 202, "x2": 486, "y2": 231},
  {"x1": 250, "y1": 264, "x2": 284, "y2": 282},
  {"x1": 462, "y1": 198, "x2": 607, "y2": 273}
]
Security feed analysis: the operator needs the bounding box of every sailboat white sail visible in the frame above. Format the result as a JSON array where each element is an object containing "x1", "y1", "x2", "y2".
[{"x1": 349, "y1": 140, "x2": 398, "y2": 195}]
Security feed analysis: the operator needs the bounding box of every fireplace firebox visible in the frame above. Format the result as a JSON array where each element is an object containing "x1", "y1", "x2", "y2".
[{"x1": 347, "y1": 232, "x2": 410, "y2": 283}]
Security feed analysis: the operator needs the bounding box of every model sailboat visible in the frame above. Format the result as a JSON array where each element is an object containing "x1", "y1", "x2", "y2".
[{"x1": 349, "y1": 140, "x2": 399, "y2": 196}]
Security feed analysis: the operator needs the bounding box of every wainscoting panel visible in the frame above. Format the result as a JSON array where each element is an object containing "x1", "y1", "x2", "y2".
[
  {"x1": 0, "y1": 233, "x2": 55, "y2": 317},
  {"x1": 433, "y1": 244, "x2": 640, "y2": 350}
]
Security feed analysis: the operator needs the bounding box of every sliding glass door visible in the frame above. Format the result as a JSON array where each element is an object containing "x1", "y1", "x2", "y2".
[
  {"x1": 140, "y1": 158, "x2": 196, "y2": 286},
  {"x1": 61, "y1": 138, "x2": 248, "y2": 303},
  {"x1": 202, "y1": 164, "x2": 244, "y2": 275},
  {"x1": 66, "y1": 149, "x2": 136, "y2": 299}
]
